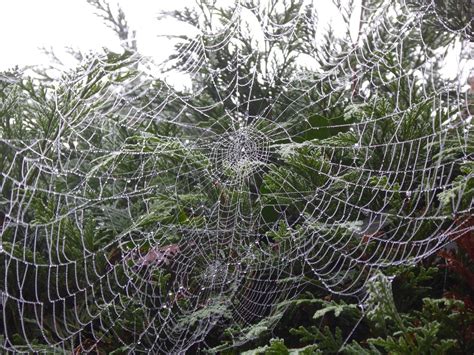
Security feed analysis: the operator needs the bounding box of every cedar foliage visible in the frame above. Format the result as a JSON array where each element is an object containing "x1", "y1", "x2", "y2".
[{"x1": 0, "y1": 0, "x2": 472, "y2": 353}]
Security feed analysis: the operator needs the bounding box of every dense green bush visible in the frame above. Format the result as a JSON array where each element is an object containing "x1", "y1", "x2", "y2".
[{"x1": 0, "y1": 0, "x2": 472, "y2": 353}]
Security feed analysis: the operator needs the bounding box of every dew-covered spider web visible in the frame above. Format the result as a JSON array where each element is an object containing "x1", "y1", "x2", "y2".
[{"x1": 1, "y1": 0, "x2": 473, "y2": 353}]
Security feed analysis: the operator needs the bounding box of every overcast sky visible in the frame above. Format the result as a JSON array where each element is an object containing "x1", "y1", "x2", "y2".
[
  {"x1": 0, "y1": 0, "x2": 191, "y2": 70},
  {"x1": 0, "y1": 0, "x2": 468, "y2": 82}
]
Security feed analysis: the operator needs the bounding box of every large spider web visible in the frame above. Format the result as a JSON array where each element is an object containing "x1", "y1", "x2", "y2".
[{"x1": 1, "y1": 0, "x2": 472, "y2": 353}]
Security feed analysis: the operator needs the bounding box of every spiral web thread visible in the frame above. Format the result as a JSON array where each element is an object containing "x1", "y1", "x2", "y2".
[{"x1": 0, "y1": 0, "x2": 472, "y2": 353}]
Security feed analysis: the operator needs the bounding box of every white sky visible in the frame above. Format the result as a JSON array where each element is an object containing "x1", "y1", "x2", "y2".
[
  {"x1": 0, "y1": 0, "x2": 190, "y2": 70},
  {"x1": 0, "y1": 0, "x2": 354, "y2": 70},
  {"x1": 0, "y1": 0, "x2": 468, "y2": 81}
]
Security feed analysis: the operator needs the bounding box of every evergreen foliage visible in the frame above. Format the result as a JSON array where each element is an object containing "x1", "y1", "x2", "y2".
[{"x1": 0, "y1": 0, "x2": 472, "y2": 353}]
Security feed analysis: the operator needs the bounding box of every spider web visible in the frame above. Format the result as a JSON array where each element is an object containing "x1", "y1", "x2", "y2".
[{"x1": 1, "y1": 0, "x2": 472, "y2": 353}]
